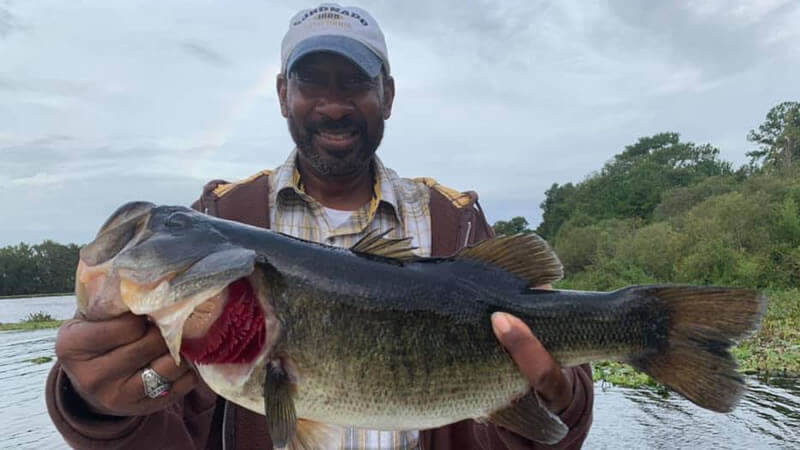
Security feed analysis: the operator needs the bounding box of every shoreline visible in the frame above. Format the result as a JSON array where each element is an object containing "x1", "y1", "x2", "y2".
[
  {"x1": 0, "y1": 292, "x2": 73, "y2": 300},
  {"x1": 0, "y1": 320, "x2": 66, "y2": 332}
]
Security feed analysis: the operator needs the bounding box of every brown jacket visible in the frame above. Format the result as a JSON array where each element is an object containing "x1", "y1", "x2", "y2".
[{"x1": 46, "y1": 172, "x2": 593, "y2": 449}]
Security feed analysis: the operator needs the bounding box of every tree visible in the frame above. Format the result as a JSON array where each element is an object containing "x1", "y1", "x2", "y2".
[
  {"x1": 0, "y1": 240, "x2": 81, "y2": 296},
  {"x1": 537, "y1": 182, "x2": 576, "y2": 240},
  {"x1": 493, "y1": 216, "x2": 532, "y2": 236},
  {"x1": 747, "y1": 101, "x2": 800, "y2": 172},
  {"x1": 535, "y1": 132, "x2": 732, "y2": 242}
]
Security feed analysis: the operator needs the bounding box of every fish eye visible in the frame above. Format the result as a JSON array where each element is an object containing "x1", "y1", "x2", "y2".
[{"x1": 165, "y1": 211, "x2": 193, "y2": 229}]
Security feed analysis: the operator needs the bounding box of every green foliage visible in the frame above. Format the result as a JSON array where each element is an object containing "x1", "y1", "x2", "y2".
[
  {"x1": 24, "y1": 311, "x2": 56, "y2": 322},
  {"x1": 733, "y1": 289, "x2": 800, "y2": 376},
  {"x1": 0, "y1": 240, "x2": 80, "y2": 296},
  {"x1": 653, "y1": 176, "x2": 737, "y2": 220},
  {"x1": 592, "y1": 361, "x2": 665, "y2": 390},
  {"x1": 554, "y1": 218, "x2": 636, "y2": 275},
  {"x1": 747, "y1": 101, "x2": 800, "y2": 171},
  {"x1": 534, "y1": 104, "x2": 800, "y2": 291},
  {"x1": 492, "y1": 216, "x2": 532, "y2": 236},
  {"x1": 538, "y1": 102, "x2": 800, "y2": 383},
  {"x1": 614, "y1": 222, "x2": 685, "y2": 281},
  {"x1": 0, "y1": 320, "x2": 64, "y2": 331},
  {"x1": 537, "y1": 132, "x2": 732, "y2": 240},
  {"x1": 537, "y1": 182, "x2": 577, "y2": 240},
  {"x1": 552, "y1": 175, "x2": 800, "y2": 290},
  {"x1": 775, "y1": 197, "x2": 800, "y2": 246},
  {"x1": 28, "y1": 356, "x2": 54, "y2": 365}
]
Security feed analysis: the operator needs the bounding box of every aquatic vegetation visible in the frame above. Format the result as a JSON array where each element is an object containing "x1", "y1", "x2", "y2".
[{"x1": 28, "y1": 356, "x2": 53, "y2": 364}]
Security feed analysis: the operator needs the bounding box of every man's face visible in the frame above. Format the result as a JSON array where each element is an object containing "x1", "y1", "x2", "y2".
[{"x1": 277, "y1": 52, "x2": 394, "y2": 178}]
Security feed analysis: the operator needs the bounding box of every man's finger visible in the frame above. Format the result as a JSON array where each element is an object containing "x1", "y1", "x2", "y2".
[
  {"x1": 128, "y1": 370, "x2": 199, "y2": 413},
  {"x1": 490, "y1": 312, "x2": 569, "y2": 408},
  {"x1": 148, "y1": 353, "x2": 193, "y2": 382},
  {"x1": 103, "y1": 326, "x2": 170, "y2": 373},
  {"x1": 56, "y1": 313, "x2": 148, "y2": 357}
]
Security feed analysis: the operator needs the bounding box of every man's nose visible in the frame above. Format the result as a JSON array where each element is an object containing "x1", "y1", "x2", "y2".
[{"x1": 315, "y1": 88, "x2": 355, "y2": 120}]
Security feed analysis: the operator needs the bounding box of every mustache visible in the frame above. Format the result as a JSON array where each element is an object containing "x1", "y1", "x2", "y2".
[{"x1": 308, "y1": 117, "x2": 365, "y2": 133}]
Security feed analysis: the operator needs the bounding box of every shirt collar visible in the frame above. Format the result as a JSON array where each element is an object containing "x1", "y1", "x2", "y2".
[{"x1": 270, "y1": 148, "x2": 404, "y2": 225}]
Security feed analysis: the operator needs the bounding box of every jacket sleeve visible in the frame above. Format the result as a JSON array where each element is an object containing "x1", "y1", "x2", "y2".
[
  {"x1": 465, "y1": 204, "x2": 594, "y2": 449},
  {"x1": 45, "y1": 362, "x2": 220, "y2": 450}
]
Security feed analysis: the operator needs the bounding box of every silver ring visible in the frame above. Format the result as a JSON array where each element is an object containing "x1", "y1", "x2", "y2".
[{"x1": 141, "y1": 367, "x2": 171, "y2": 399}]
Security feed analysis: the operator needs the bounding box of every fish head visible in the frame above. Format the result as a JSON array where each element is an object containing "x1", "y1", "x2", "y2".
[{"x1": 77, "y1": 202, "x2": 265, "y2": 366}]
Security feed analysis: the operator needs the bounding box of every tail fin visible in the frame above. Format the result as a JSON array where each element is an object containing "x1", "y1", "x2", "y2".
[{"x1": 627, "y1": 286, "x2": 767, "y2": 412}]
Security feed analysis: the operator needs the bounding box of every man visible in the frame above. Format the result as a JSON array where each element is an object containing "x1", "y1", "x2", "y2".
[{"x1": 47, "y1": 4, "x2": 593, "y2": 449}]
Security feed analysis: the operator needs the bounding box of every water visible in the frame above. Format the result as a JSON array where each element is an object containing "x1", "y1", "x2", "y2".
[
  {"x1": 0, "y1": 329, "x2": 68, "y2": 449},
  {"x1": 586, "y1": 378, "x2": 800, "y2": 449},
  {"x1": 0, "y1": 295, "x2": 76, "y2": 323},
  {"x1": 1, "y1": 297, "x2": 798, "y2": 450}
]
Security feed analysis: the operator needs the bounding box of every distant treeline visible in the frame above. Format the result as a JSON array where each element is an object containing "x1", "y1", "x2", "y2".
[
  {"x1": 0, "y1": 241, "x2": 81, "y2": 296},
  {"x1": 494, "y1": 101, "x2": 800, "y2": 291}
]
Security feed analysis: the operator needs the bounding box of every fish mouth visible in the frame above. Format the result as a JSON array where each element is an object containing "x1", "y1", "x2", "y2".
[{"x1": 181, "y1": 278, "x2": 266, "y2": 365}]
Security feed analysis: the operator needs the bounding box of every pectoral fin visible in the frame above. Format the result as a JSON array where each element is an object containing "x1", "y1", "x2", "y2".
[
  {"x1": 264, "y1": 361, "x2": 297, "y2": 448},
  {"x1": 263, "y1": 361, "x2": 344, "y2": 450},
  {"x1": 486, "y1": 391, "x2": 568, "y2": 445}
]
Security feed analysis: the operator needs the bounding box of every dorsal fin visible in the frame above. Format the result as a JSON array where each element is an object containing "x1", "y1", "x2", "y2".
[
  {"x1": 455, "y1": 233, "x2": 563, "y2": 287},
  {"x1": 350, "y1": 229, "x2": 418, "y2": 260}
]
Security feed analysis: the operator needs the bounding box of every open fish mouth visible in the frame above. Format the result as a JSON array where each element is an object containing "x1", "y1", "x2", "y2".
[
  {"x1": 181, "y1": 278, "x2": 266, "y2": 365},
  {"x1": 75, "y1": 202, "x2": 262, "y2": 364}
]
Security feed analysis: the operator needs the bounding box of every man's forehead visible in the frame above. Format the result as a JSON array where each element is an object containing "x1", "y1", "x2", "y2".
[{"x1": 292, "y1": 52, "x2": 368, "y2": 75}]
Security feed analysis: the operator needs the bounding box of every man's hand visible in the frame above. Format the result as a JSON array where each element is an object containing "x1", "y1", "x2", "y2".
[
  {"x1": 491, "y1": 311, "x2": 574, "y2": 414},
  {"x1": 55, "y1": 313, "x2": 198, "y2": 417}
]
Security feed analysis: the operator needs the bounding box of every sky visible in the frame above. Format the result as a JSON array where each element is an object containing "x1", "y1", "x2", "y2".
[{"x1": 1, "y1": 0, "x2": 799, "y2": 246}]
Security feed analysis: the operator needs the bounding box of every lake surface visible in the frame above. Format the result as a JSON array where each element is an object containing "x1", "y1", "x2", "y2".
[
  {"x1": 1, "y1": 296, "x2": 798, "y2": 449},
  {"x1": 0, "y1": 295, "x2": 76, "y2": 323}
]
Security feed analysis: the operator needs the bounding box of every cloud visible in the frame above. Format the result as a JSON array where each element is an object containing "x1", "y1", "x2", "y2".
[
  {"x1": 0, "y1": 6, "x2": 25, "y2": 38},
  {"x1": 596, "y1": 0, "x2": 797, "y2": 79},
  {"x1": 1, "y1": 0, "x2": 799, "y2": 246},
  {"x1": 180, "y1": 40, "x2": 232, "y2": 67}
]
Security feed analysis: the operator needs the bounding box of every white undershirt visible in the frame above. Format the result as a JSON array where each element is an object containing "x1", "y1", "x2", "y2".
[{"x1": 323, "y1": 206, "x2": 354, "y2": 229}]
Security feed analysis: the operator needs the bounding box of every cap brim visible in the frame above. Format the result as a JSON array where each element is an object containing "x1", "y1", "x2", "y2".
[{"x1": 286, "y1": 35, "x2": 383, "y2": 78}]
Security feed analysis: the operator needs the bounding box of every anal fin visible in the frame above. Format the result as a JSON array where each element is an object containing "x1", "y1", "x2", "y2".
[
  {"x1": 486, "y1": 391, "x2": 568, "y2": 445},
  {"x1": 288, "y1": 420, "x2": 345, "y2": 450}
]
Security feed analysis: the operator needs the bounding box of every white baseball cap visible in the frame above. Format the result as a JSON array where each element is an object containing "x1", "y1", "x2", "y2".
[{"x1": 281, "y1": 3, "x2": 390, "y2": 78}]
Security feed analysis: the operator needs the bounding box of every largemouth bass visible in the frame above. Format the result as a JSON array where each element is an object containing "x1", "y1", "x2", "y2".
[{"x1": 75, "y1": 202, "x2": 766, "y2": 448}]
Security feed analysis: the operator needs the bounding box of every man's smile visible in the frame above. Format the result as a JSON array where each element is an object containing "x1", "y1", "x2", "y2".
[{"x1": 314, "y1": 128, "x2": 361, "y2": 152}]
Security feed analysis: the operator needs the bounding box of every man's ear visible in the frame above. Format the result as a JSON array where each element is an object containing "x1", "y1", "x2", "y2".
[
  {"x1": 277, "y1": 74, "x2": 288, "y2": 118},
  {"x1": 382, "y1": 75, "x2": 395, "y2": 120}
]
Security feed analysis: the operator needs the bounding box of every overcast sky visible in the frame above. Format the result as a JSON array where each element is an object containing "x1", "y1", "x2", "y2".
[{"x1": 1, "y1": 0, "x2": 799, "y2": 246}]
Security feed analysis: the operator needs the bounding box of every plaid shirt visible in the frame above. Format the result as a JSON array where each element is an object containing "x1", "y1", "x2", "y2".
[
  {"x1": 269, "y1": 149, "x2": 432, "y2": 257},
  {"x1": 268, "y1": 149, "x2": 429, "y2": 449}
]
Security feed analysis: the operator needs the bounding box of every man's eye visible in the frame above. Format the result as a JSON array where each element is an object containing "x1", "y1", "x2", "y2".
[
  {"x1": 294, "y1": 72, "x2": 321, "y2": 84},
  {"x1": 345, "y1": 75, "x2": 373, "y2": 88}
]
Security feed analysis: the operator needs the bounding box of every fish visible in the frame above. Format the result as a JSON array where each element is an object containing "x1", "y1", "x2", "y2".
[{"x1": 75, "y1": 201, "x2": 767, "y2": 448}]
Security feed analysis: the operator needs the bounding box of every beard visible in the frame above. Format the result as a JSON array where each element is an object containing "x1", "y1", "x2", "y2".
[{"x1": 288, "y1": 113, "x2": 384, "y2": 178}]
